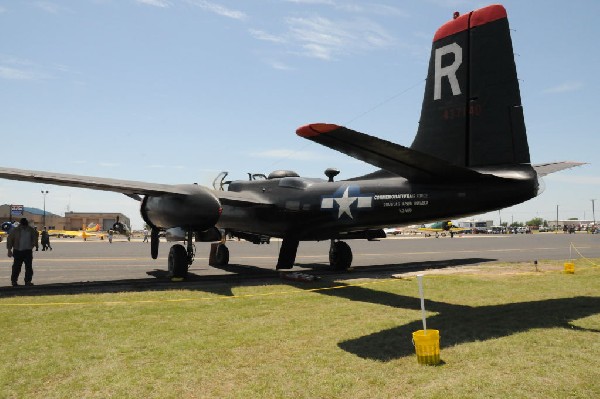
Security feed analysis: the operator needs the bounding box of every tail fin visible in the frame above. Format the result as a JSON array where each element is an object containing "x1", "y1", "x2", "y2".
[{"x1": 410, "y1": 4, "x2": 530, "y2": 167}]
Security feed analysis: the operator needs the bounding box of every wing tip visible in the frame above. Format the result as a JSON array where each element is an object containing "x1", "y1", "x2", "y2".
[{"x1": 296, "y1": 123, "x2": 341, "y2": 138}]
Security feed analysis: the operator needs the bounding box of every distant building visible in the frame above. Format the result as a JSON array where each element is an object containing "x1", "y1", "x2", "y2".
[
  {"x1": 546, "y1": 219, "x2": 595, "y2": 230},
  {"x1": 64, "y1": 212, "x2": 130, "y2": 231},
  {"x1": 0, "y1": 204, "x2": 65, "y2": 230},
  {"x1": 457, "y1": 220, "x2": 493, "y2": 229},
  {"x1": 0, "y1": 204, "x2": 130, "y2": 231}
]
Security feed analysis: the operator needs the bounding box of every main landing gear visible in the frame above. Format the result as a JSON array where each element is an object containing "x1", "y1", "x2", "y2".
[
  {"x1": 167, "y1": 228, "x2": 195, "y2": 278},
  {"x1": 206, "y1": 237, "x2": 354, "y2": 271},
  {"x1": 158, "y1": 232, "x2": 354, "y2": 280},
  {"x1": 329, "y1": 240, "x2": 353, "y2": 270}
]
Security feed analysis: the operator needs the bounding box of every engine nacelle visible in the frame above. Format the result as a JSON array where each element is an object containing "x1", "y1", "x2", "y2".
[{"x1": 141, "y1": 185, "x2": 222, "y2": 231}]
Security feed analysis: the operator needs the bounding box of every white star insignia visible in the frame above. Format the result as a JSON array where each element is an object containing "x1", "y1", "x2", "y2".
[{"x1": 334, "y1": 187, "x2": 358, "y2": 219}]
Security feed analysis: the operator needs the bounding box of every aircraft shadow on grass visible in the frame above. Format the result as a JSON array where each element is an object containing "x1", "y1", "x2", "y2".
[
  {"x1": 297, "y1": 257, "x2": 496, "y2": 275},
  {"x1": 0, "y1": 271, "x2": 237, "y2": 298},
  {"x1": 0, "y1": 258, "x2": 494, "y2": 299},
  {"x1": 330, "y1": 286, "x2": 600, "y2": 362}
]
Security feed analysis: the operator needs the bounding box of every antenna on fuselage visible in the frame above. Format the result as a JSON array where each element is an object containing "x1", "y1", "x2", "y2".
[{"x1": 325, "y1": 168, "x2": 340, "y2": 182}]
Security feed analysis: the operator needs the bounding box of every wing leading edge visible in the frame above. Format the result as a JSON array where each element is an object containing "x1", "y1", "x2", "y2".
[
  {"x1": 297, "y1": 124, "x2": 502, "y2": 182},
  {"x1": 0, "y1": 166, "x2": 190, "y2": 196}
]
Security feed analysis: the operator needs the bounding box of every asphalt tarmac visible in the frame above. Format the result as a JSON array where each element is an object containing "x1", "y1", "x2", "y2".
[{"x1": 1, "y1": 233, "x2": 598, "y2": 293}]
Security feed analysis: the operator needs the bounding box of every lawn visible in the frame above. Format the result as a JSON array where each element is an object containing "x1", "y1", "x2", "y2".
[{"x1": 0, "y1": 260, "x2": 598, "y2": 398}]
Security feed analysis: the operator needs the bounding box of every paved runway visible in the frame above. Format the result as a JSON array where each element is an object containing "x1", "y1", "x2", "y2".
[{"x1": 1, "y1": 233, "x2": 598, "y2": 291}]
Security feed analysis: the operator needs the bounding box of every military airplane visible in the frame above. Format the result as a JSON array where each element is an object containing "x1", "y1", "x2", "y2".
[
  {"x1": 108, "y1": 216, "x2": 132, "y2": 241},
  {"x1": 0, "y1": 4, "x2": 584, "y2": 278}
]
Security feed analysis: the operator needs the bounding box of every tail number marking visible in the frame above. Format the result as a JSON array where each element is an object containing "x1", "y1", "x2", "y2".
[{"x1": 434, "y1": 42, "x2": 462, "y2": 100}]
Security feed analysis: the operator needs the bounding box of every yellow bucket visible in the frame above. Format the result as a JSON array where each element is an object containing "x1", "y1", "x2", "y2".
[
  {"x1": 564, "y1": 262, "x2": 575, "y2": 274},
  {"x1": 412, "y1": 329, "x2": 440, "y2": 365}
]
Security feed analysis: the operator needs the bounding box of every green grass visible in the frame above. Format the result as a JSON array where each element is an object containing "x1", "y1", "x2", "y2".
[{"x1": 0, "y1": 260, "x2": 599, "y2": 398}]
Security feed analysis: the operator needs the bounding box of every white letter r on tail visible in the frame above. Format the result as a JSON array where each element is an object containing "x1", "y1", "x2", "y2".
[{"x1": 434, "y1": 42, "x2": 462, "y2": 100}]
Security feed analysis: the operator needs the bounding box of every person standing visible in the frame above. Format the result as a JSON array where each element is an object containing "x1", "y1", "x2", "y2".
[
  {"x1": 142, "y1": 228, "x2": 149, "y2": 243},
  {"x1": 7, "y1": 218, "x2": 39, "y2": 287},
  {"x1": 41, "y1": 227, "x2": 52, "y2": 251}
]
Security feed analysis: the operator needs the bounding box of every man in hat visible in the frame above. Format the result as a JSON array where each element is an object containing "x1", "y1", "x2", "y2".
[{"x1": 7, "y1": 218, "x2": 39, "y2": 287}]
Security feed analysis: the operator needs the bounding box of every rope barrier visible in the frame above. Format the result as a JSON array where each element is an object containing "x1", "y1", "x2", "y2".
[{"x1": 569, "y1": 242, "x2": 600, "y2": 269}]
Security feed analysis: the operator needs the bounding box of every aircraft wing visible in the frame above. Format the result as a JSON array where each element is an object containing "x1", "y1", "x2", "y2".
[
  {"x1": 297, "y1": 124, "x2": 502, "y2": 182},
  {"x1": 532, "y1": 162, "x2": 587, "y2": 177},
  {"x1": 0, "y1": 166, "x2": 191, "y2": 197},
  {"x1": 0, "y1": 166, "x2": 273, "y2": 207}
]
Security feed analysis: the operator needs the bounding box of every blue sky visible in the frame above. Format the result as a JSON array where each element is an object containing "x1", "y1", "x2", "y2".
[{"x1": 1, "y1": 0, "x2": 598, "y2": 229}]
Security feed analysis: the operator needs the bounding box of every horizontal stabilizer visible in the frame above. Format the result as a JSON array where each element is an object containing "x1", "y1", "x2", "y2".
[
  {"x1": 532, "y1": 162, "x2": 587, "y2": 177},
  {"x1": 297, "y1": 124, "x2": 502, "y2": 182}
]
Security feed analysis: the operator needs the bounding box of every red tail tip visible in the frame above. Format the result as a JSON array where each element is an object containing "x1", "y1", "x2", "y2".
[{"x1": 434, "y1": 4, "x2": 507, "y2": 42}]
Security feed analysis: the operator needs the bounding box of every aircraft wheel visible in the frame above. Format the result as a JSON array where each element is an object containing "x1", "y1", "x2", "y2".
[
  {"x1": 215, "y1": 244, "x2": 229, "y2": 266},
  {"x1": 168, "y1": 244, "x2": 188, "y2": 278},
  {"x1": 329, "y1": 241, "x2": 353, "y2": 270}
]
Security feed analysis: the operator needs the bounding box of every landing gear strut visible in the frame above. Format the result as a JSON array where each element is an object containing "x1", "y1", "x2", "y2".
[
  {"x1": 150, "y1": 228, "x2": 159, "y2": 259},
  {"x1": 329, "y1": 240, "x2": 352, "y2": 270},
  {"x1": 276, "y1": 238, "x2": 299, "y2": 269}
]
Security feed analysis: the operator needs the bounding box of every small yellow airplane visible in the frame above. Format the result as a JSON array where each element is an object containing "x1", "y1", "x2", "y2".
[
  {"x1": 419, "y1": 221, "x2": 470, "y2": 237},
  {"x1": 49, "y1": 223, "x2": 101, "y2": 239}
]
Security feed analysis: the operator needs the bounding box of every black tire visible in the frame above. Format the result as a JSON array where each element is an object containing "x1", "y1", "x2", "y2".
[
  {"x1": 168, "y1": 244, "x2": 188, "y2": 278},
  {"x1": 215, "y1": 244, "x2": 229, "y2": 266},
  {"x1": 329, "y1": 241, "x2": 353, "y2": 270}
]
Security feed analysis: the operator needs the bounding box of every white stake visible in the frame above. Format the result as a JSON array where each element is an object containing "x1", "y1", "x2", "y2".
[{"x1": 417, "y1": 274, "x2": 427, "y2": 334}]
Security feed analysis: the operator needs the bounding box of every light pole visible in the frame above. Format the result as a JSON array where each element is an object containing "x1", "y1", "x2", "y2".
[
  {"x1": 592, "y1": 199, "x2": 596, "y2": 226},
  {"x1": 41, "y1": 190, "x2": 49, "y2": 227}
]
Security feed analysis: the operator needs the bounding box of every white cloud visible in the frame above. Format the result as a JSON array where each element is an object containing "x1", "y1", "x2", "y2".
[
  {"x1": 249, "y1": 29, "x2": 287, "y2": 44},
  {"x1": 135, "y1": 0, "x2": 172, "y2": 7},
  {"x1": 184, "y1": 0, "x2": 246, "y2": 20},
  {"x1": 268, "y1": 60, "x2": 294, "y2": 71},
  {"x1": 285, "y1": 16, "x2": 394, "y2": 60},
  {"x1": 0, "y1": 66, "x2": 41, "y2": 80},
  {"x1": 543, "y1": 81, "x2": 583, "y2": 94}
]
